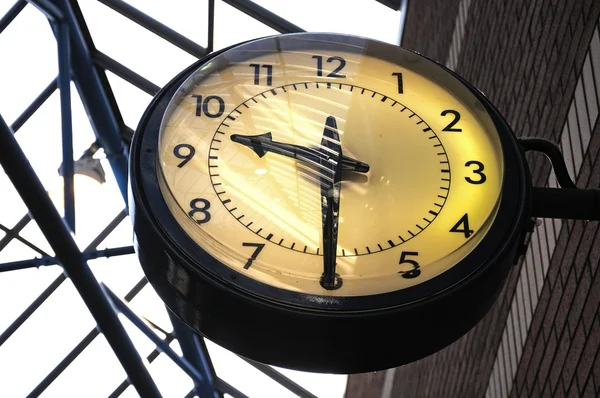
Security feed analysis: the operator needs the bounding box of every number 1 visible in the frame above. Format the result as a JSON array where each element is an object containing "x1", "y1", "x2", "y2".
[{"x1": 392, "y1": 72, "x2": 403, "y2": 94}]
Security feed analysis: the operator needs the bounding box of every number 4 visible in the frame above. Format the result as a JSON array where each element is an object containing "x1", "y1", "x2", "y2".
[{"x1": 450, "y1": 213, "x2": 474, "y2": 238}]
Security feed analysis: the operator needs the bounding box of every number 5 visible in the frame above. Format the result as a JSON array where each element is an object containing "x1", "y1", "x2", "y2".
[{"x1": 398, "y1": 251, "x2": 421, "y2": 279}]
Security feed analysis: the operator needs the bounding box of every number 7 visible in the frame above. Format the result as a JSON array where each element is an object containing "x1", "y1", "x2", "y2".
[{"x1": 242, "y1": 243, "x2": 265, "y2": 269}]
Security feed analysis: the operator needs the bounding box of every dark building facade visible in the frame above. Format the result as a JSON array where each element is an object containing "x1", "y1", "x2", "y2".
[{"x1": 347, "y1": 1, "x2": 600, "y2": 397}]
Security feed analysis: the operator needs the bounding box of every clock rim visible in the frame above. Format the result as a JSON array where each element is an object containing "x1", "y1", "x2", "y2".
[{"x1": 130, "y1": 32, "x2": 530, "y2": 313}]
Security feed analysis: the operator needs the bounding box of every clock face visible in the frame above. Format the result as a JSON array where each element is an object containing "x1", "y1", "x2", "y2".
[{"x1": 157, "y1": 36, "x2": 504, "y2": 297}]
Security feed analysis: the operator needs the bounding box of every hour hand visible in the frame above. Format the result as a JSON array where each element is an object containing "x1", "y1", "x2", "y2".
[
  {"x1": 230, "y1": 132, "x2": 370, "y2": 173},
  {"x1": 230, "y1": 132, "x2": 276, "y2": 158},
  {"x1": 342, "y1": 157, "x2": 369, "y2": 173}
]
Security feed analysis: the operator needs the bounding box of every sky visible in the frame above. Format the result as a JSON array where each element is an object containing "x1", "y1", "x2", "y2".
[{"x1": 0, "y1": 1, "x2": 401, "y2": 397}]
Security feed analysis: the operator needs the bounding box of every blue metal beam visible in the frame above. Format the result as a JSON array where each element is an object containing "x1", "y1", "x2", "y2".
[
  {"x1": 27, "y1": 328, "x2": 100, "y2": 397},
  {"x1": 0, "y1": 210, "x2": 127, "y2": 349},
  {"x1": 0, "y1": 1, "x2": 26, "y2": 35},
  {"x1": 207, "y1": 0, "x2": 214, "y2": 53},
  {"x1": 0, "y1": 115, "x2": 160, "y2": 397},
  {"x1": 0, "y1": 221, "x2": 50, "y2": 257},
  {"x1": 241, "y1": 358, "x2": 319, "y2": 398},
  {"x1": 10, "y1": 78, "x2": 57, "y2": 133},
  {"x1": 93, "y1": 51, "x2": 160, "y2": 96},
  {"x1": 168, "y1": 313, "x2": 221, "y2": 398},
  {"x1": 52, "y1": 0, "x2": 129, "y2": 203},
  {"x1": 0, "y1": 245, "x2": 135, "y2": 272},
  {"x1": 104, "y1": 285, "x2": 217, "y2": 391},
  {"x1": 397, "y1": 0, "x2": 408, "y2": 46},
  {"x1": 56, "y1": 20, "x2": 75, "y2": 231},
  {"x1": 221, "y1": 0, "x2": 304, "y2": 33},
  {"x1": 57, "y1": 5, "x2": 220, "y2": 393},
  {"x1": 97, "y1": 0, "x2": 207, "y2": 58},
  {"x1": 0, "y1": 214, "x2": 31, "y2": 252},
  {"x1": 375, "y1": 0, "x2": 402, "y2": 10},
  {"x1": 109, "y1": 333, "x2": 176, "y2": 398},
  {"x1": 213, "y1": 379, "x2": 251, "y2": 398},
  {"x1": 25, "y1": 0, "x2": 63, "y2": 21},
  {"x1": 0, "y1": 274, "x2": 65, "y2": 348}
]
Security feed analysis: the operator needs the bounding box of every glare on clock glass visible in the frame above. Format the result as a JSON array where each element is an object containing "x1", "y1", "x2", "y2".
[{"x1": 157, "y1": 46, "x2": 503, "y2": 296}]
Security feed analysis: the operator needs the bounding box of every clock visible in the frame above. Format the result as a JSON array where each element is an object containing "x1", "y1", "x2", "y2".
[{"x1": 130, "y1": 33, "x2": 531, "y2": 373}]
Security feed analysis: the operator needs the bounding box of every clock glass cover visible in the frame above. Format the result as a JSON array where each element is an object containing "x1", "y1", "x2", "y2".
[{"x1": 157, "y1": 35, "x2": 504, "y2": 300}]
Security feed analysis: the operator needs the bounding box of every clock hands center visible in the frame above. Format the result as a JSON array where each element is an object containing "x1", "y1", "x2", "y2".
[
  {"x1": 230, "y1": 117, "x2": 367, "y2": 290},
  {"x1": 230, "y1": 132, "x2": 370, "y2": 173}
]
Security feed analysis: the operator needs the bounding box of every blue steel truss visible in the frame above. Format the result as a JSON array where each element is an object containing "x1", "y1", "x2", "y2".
[{"x1": 0, "y1": 1, "x2": 403, "y2": 397}]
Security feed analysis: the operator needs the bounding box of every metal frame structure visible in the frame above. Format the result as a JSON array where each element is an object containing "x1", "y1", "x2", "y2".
[{"x1": 0, "y1": 1, "x2": 403, "y2": 396}]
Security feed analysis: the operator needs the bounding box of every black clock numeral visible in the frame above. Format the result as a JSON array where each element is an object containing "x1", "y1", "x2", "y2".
[
  {"x1": 188, "y1": 198, "x2": 211, "y2": 224},
  {"x1": 313, "y1": 55, "x2": 323, "y2": 76},
  {"x1": 392, "y1": 72, "x2": 404, "y2": 94},
  {"x1": 450, "y1": 213, "x2": 474, "y2": 238},
  {"x1": 242, "y1": 242, "x2": 265, "y2": 269},
  {"x1": 312, "y1": 55, "x2": 346, "y2": 78},
  {"x1": 398, "y1": 251, "x2": 421, "y2": 279},
  {"x1": 465, "y1": 160, "x2": 487, "y2": 184},
  {"x1": 192, "y1": 95, "x2": 225, "y2": 118},
  {"x1": 173, "y1": 144, "x2": 195, "y2": 168},
  {"x1": 327, "y1": 56, "x2": 346, "y2": 77},
  {"x1": 441, "y1": 110, "x2": 462, "y2": 132},
  {"x1": 249, "y1": 63, "x2": 273, "y2": 86}
]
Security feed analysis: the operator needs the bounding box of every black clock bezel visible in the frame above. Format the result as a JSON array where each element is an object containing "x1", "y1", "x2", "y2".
[
  {"x1": 130, "y1": 33, "x2": 531, "y2": 373},
  {"x1": 134, "y1": 33, "x2": 527, "y2": 312}
]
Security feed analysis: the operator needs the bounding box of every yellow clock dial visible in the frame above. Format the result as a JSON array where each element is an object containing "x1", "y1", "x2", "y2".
[
  {"x1": 158, "y1": 44, "x2": 503, "y2": 296},
  {"x1": 208, "y1": 83, "x2": 449, "y2": 256}
]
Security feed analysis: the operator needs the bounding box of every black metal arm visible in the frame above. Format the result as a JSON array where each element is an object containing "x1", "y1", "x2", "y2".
[
  {"x1": 519, "y1": 138, "x2": 600, "y2": 220},
  {"x1": 531, "y1": 187, "x2": 600, "y2": 220}
]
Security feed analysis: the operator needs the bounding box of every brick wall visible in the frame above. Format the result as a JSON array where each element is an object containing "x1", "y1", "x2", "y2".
[
  {"x1": 346, "y1": 1, "x2": 600, "y2": 397},
  {"x1": 400, "y1": 0, "x2": 463, "y2": 64}
]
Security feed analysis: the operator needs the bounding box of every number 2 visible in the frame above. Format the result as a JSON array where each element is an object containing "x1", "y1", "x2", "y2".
[{"x1": 441, "y1": 110, "x2": 462, "y2": 132}]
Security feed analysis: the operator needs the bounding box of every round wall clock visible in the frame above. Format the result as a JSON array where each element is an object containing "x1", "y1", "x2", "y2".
[{"x1": 130, "y1": 33, "x2": 531, "y2": 373}]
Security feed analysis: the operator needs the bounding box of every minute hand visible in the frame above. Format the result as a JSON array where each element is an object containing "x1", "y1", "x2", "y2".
[
  {"x1": 230, "y1": 132, "x2": 369, "y2": 173},
  {"x1": 319, "y1": 116, "x2": 342, "y2": 290}
]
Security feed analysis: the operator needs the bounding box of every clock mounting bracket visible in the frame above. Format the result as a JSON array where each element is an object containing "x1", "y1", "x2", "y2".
[{"x1": 519, "y1": 138, "x2": 600, "y2": 221}]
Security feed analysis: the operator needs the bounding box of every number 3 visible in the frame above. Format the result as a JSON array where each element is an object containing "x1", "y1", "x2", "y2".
[{"x1": 465, "y1": 160, "x2": 486, "y2": 184}]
